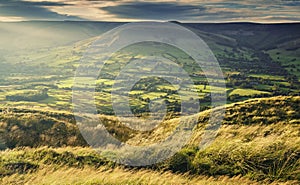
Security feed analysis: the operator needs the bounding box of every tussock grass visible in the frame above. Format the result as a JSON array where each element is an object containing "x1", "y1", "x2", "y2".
[
  {"x1": 1, "y1": 155, "x2": 297, "y2": 185},
  {"x1": 0, "y1": 96, "x2": 299, "y2": 183}
]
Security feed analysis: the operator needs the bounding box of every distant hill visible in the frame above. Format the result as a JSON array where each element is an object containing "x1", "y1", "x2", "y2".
[
  {"x1": 183, "y1": 23, "x2": 300, "y2": 50},
  {"x1": 1, "y1": 21, "x2": 298, "y2": 78},
  {"x1": 1, "y1": 21, "x2": 299, "y2": 51}
]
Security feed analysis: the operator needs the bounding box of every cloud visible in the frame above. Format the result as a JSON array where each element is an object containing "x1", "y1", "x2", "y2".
[
  {"x1": 0, "y1": 0, "x2": 299, "y2": 22},
  {"x1": 270, "y1": 0, "x2": 300, "y2": 6},
  {"x1": 99, "y1": 1, "x2": 255, "y2": 22},
  {"x1": 101, "y1": 2, "x2": 207, "y2": 20},
  {"x1": 100, "y1": 1, "x2": 300, "y2": 22},
  {"x1": 0, "y1": 0, "x2": 84, "y2": 21},
  {"x1": 0, "y1": 0, "x2": 69, "y2": 6}
]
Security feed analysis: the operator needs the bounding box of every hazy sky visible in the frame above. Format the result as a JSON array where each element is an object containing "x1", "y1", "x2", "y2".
[{"x1": 0, "y1": 0, "x2": 299, "y2": 22}]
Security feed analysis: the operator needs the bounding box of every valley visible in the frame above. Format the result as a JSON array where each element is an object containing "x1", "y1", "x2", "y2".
[{"x1": 0, "y1": 22, "x2": 299, "y2": 184}]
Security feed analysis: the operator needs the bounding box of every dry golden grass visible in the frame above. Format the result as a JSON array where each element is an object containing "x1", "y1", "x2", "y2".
[
  {"x1": 1, "y1": 96, "x2": 299, "y2": 184},
  {"x1": 128, "y1": 96, "x2": 300, "y2": 146},
  {"x1": 2, "y1": 165, "x2": 297, "y2": 185},
  {"x1": 0, "y1": 146, "x2": 299, "y2": 185}
]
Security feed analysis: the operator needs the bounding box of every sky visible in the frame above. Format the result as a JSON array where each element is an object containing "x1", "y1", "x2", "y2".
[{"x1": 0, "y1": 0, "x2": 299, "y2": 23}]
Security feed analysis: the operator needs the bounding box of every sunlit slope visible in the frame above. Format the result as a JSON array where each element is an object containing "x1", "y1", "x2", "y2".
[
  {"x1": 126, "y1": 96, "x2": 299, "y2": 145},
  {"x1": 0, "y1": 96, "x2": 299, "y2": 182},
  {"x1": 0, "y1": 96, "x2": 299, "y2": 149}
]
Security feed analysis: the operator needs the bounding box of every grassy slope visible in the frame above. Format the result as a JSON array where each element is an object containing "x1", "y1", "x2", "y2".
[
  {"x1": 0, "y1": 146, "x2": 298, "y2": 185},
  {"x1": 1, "y1": 154, "x2": 296, "y2": 185},
  {"x1": 127, "y1": 96, "x2": 299, "y2": 145},
  {"x1": 0, "y1": 96, "x2": 299, "y2": 184}
]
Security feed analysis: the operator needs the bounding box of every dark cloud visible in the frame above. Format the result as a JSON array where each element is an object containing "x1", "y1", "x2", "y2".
[
  {"x1": 0, "y1": 0, "x2": 84, "y2": 21},
  {"x1": 100, "y1": 1, "x2": 249, "y2": 22},
  {"x1": 283, "y1": 2, "x2": 300, "y2": 6},
  {"x1": 275, "y1": 0, "x2": 300, "y2": 6},
  {"x1": 0, "y1": 0, "x2": 69, "y2": 6},
  {"x1": 204, "y1": 2, "x2": 257, "y2": 9},
  {"x1": 102, "y1": 2, "x2": 207, "y2": 20},
  {"x1": 101, "y1": 1, "x2": 300, "y2": 22}
]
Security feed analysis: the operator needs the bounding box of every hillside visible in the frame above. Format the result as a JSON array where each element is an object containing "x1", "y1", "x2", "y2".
[
  {"x1": 1, "y1": 96, "x2": 299, "y2": 148},
  {"x1": 0, "y1": 96, "x2": 299, "y2": 183},
  {"x1": 128, "y1": 96, "x2": 300, "y2": 145}
]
